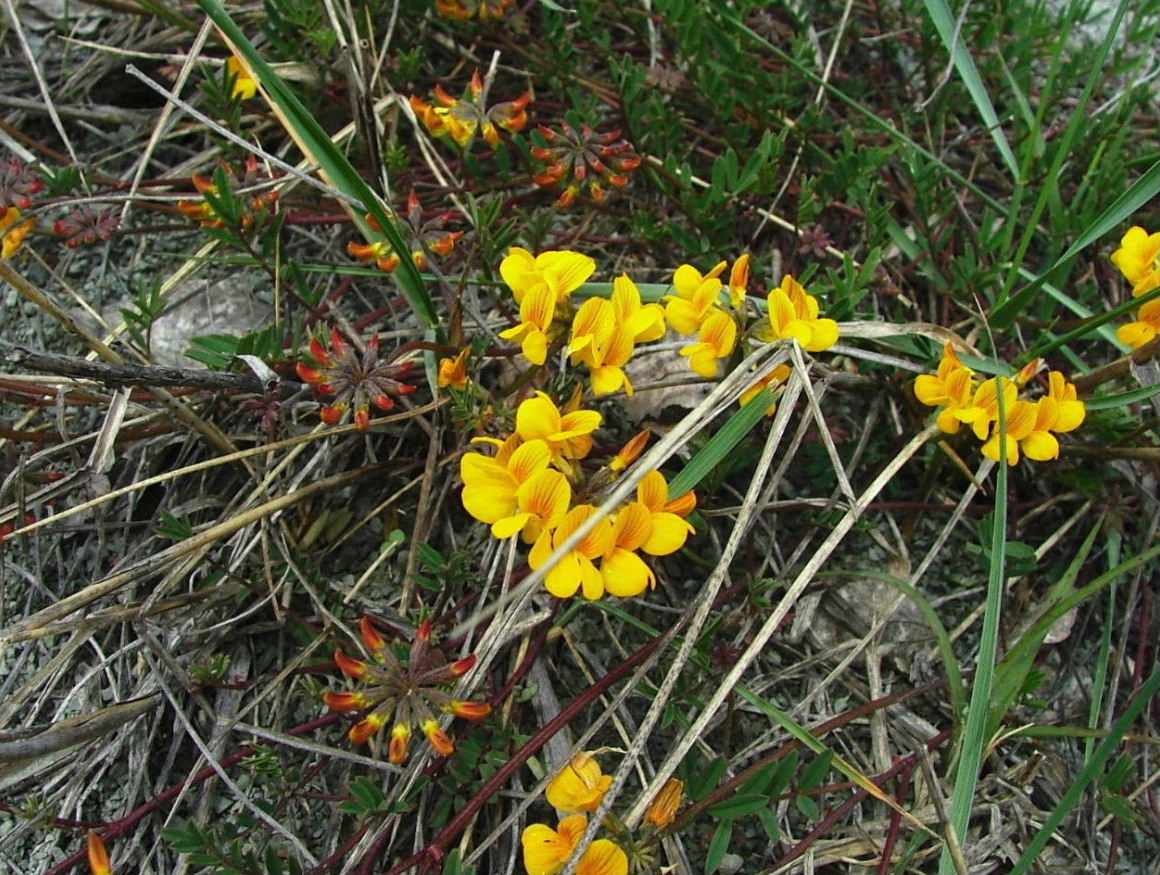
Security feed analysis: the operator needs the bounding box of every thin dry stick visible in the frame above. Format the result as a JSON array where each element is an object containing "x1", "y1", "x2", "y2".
[
  {"x1": 622, "y1": 422, "x2": 943, "y2": 828},
  {"x1": 562, "y1": 366, "x2": 808, "y2": 875}
]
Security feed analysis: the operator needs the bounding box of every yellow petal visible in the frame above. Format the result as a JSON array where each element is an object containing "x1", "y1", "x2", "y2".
[
  {"x1": 492, "y1": 512, "x2": 532, "y2": 539},
  {"x1": 804, "y1": 318, "x2": 840, "y2": 351},
  {"x1": 642, "y1": 512, "x2": 693, "y2": 556},
  {"x1": 1022, "y1": 431, "x2": 1059, "y2": 461},
  {"x1": 601, "y1": 548, "x2": 654, "y2": 597},
  {"x1": 576, "y1": 839, "x2": 629, "y2": 875},
  {"x1": 518, "y1": 392, "x2": 562, "y2": 440}
]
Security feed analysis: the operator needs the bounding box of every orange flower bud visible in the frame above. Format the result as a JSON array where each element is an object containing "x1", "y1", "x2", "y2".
[
  {"x1": 359, "y1": 616, "x2": 388, "y2": 656},
  {"x1": 610, "y1": 430, "x2": 650, "y2": 472},
  {"x1": 334, "y1": 650, "x2": 369, "y2": 678},
  {"x1": 387, "y1": 722, "x2": 411, "y2": 763},
  {"x1": 645, "y1": 778, "x2": 684, "y2": 829},
  {"x1": 350, "y1": 713, "x2": 385, "y2": 744},
  {"x1": 422, "y1": 718, "x2": 455, "y2": 756},
  {"x1": 323, "y1": 691, "x2": 370, "y2": 712},
  {"x1": 448, "y1": 654, "x2": 477, "y2": 676},
  {"x1": 448, "y1": 700, "x2": 491, "y2": 720},
  {"x1": 87, "y1": 830, "x2": 111, "y2": 875}
]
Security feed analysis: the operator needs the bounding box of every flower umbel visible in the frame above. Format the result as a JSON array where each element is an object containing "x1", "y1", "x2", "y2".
[
  {"x1": 0, "y1": 154, "x2": 43, "y2": 210},
  {"x1": 568, "y1": 274, "x2": 665, "y2": 395},
  {"x1": 323, "y1": 616, "x2": 491, "y2": 762},
  {"x1": 411, "y1": 70, "x2": 530, "y2": 149},
  {"x1": 53, "y1": 206, "x2": 120, "y2": 249},
  {"x1": 753, "y1": 274, "x2": 840, "y2": 352},
  {"x1": 531, "y1": 123, "x2": 642, "y2": 207},
  {"x1": 434, "y1": 0, "x2": 513, "y2": 18},
  {"x1": 348, "y1": 191, "x2": 463, "y2": 274},
  {"x1": 296, "y1": 329, "x2": 418, "y2": 430},
  {"x1": 499, "y1": 247, "x2": 596, "y2": 365}
]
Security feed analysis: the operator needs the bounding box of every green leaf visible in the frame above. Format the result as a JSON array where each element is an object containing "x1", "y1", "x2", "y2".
[
  {"x1": 705, "y1": 820, "x2": 733, "y2": 874},
  {"x1": 706, "y1": 793, "x2": 770, "y2": 820},
  {"x1": 1010, "y1": 665, "x2": 1160, "y2": 873},
  {"x1": 668, "y1": 389, "x2": 773, "y2": 497}
]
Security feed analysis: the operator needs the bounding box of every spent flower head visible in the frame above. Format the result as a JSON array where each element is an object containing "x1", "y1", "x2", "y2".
[
  {"x1": 0, "y1": 155, "x2": 43, "y2": 210},
  {"x1": 323, "y1": 616, "x2": 491, "y2": 763},
  {"x1": 296, "y1": 328, "x2": 418, "y2": 430}
]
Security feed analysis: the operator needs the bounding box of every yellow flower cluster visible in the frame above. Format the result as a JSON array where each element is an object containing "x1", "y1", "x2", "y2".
[
  {"x1": 500, "y1": 247, "x2": 597, "y2": 365},
  {"x1": 459, "y1": 393, "x2": 695, "y2": 600},
  {"x1": 523, "y1": 752, "x2": 624, "y2": 875},
  {"x1": 522, "y1": 751, "x2": 684, "y2": 875},
  {"x1": 1111, "y1": 226, "x2": 1160, "y2": 349},
  {"x1": 915, "y1": 345, "x2": 1086, "y2": 465},
  {"x1": 568, "y1": 275, "x2": 666, "y2": 395}
]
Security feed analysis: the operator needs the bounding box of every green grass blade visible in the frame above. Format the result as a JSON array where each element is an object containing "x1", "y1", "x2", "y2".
[
  {"x1": 990, "y1": 0, "x2": 1138, "y2": 326},
  {"x1": 667, "y1": 389, "x2": 773, "y2": 497},
  {"x1": 940, "y1": 407, "x2": 1008, "y2": 872},
  {"x1": 922, "y1": 0, "x2": 1018, "y2": 180},
  {"x1": 193, "y1": 0, "x2": 441, "y2": 337},
  {"x1": 994, "y1": 155, "x2": 1160, "y2": 329},
  {"x1": 987, "y1": 517, "x2": 1102, "y2": 739},
  {"x1": 1009, "y1": 664, "x2": 1160, "y2": 874}
]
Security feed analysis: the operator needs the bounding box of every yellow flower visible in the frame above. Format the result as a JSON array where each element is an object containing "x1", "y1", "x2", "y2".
[
  {"x1": 664, "y1": 261, "x2": 726, "y2": 334},
  {"x1": 575, "y1": 840, "x2": 629, "y2": 875},
  {"x1": 460, "y1": 436, "x2": 571, "y2": 541},
  {"x1": 522, "y1": 816, "x2": 628, "y2": 875},
  {"x1": 949, "y1": 376, "x2": 1018, "y2": 441},
  {"x1": 1111, "y1": 226, "x2": 1160, "y2": 296},
  {"x1": 438, "y1": 348, "x2": 471, "y2": 390},
  {"x1": 499, "y1": 247, "x2": 596, "y2": 364},
  {"x1": 600, "y1": 471, "x2": 695, "y2": 597},
  {"x1": 913, "y1": 343, "x2": 976, "y2": 434},
  {"x1": 0, "y1": 206, "x2": 35, "y2": 258},
  {"x1": 523, "y1": 815, "x2": 586, "y2": 875},
  {"x1": 546, "y1": 751, "x2": 614, "y2": 813},
  {"x1": 1117, "y1": 297, "x2": 1159, "y2": 349},
  {"x1": 515, "y1": 392, "x2": 601, "y2": 471},
  {"x1": 569, "y1": 274, "x2": 665, "y2": 395},
  {"x1": 226, "y1": 56, "x2": 258, "y2": 100},
  {"x1": 739, "y1": 363, "x2": 792, "y2": 415},
  {"x1": 980, "y1": 372, "x2": 1083, "y2": 464},
  {"x1": 530, "y1": 505, "x2": 617, "y2": 599},
  {"x1": 679, "y1": 309, "x2": 737, "y2": 378},
  {"x1": 754, "y1": 274, "x2": 840, "y2": 351}
]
